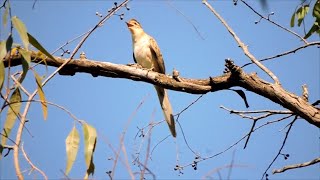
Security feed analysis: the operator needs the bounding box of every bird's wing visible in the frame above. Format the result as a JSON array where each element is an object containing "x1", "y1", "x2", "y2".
[
  {"x1": 133, "y1": 53, "x2": 137, "y2": 63},
  {"x1": 149, "y1": 37, "x2": 165, "y2": 74}
]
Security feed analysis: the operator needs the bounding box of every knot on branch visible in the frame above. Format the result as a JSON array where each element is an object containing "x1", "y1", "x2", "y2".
[{"x1": 224, "y1": 58, "x2": 242, "y2": 75}]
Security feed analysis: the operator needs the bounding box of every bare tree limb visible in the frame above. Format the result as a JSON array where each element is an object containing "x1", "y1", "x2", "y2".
[
  {"x1": 3, "y1": 54, "x2": 320, "y2": 128},
  {"x1": 273, "y1": 157, "x2": 320, "y2": 174}
]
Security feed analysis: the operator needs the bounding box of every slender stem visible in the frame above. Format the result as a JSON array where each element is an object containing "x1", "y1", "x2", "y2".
[
  {"x1": 239, "y1": 0, "x2": 308, "y2": 44},
  {"x1": 202, "y1": 0, "x2": 281, "y2": 85},
  {"x1": 12, "y1": 1, "x2": 130, "y2": 178}
]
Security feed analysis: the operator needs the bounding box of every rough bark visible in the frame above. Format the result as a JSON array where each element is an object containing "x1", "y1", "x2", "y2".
[{"x1": 3, "y1": 52, "x2": 320, "y2": 128}]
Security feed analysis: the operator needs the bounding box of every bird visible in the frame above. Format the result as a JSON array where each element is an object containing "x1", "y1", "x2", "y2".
[{"x1": 126, "y1": 19, "x2": 176, "y2": 137}]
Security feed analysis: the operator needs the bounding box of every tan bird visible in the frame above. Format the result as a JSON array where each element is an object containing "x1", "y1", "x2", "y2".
[{"x1": 126, "y1": 19, "x2": 176, "y2": 137}]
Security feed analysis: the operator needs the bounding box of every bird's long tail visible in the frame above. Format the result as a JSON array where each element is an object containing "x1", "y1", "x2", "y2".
[{"x1": 154, "y1": 86, "x2": 176, "y2": 137}]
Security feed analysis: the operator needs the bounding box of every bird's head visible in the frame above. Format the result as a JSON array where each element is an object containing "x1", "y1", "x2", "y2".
[{"x1": 126, "y1": 19, "x2": 144, "y2": 36}]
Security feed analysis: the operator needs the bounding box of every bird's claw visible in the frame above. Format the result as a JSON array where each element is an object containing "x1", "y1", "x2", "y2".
[{"x1": 127, "y1": 63, "x2": 143, "y2": 69}]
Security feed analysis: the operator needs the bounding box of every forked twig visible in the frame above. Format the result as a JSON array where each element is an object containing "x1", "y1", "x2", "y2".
[
  {"x1": 111, "y1": 93, "x2": 148, "y2": 179},
  {"x1": 239, "y1": 0, "x2": 308, "y2": 44},
  {"x1": 261, "y1": 116, "x2": 298, "y2": 179},
  {"x1": 176, "y1": 114, "x2": 293, "y2": 170},
  {"x1": 202, "y1": 0, "x2": 281, "y2": 85},
  {"x1": 242, "y1": 41, "x2": 320, "y2": 68},
  {"x1": 13, "y1": 1, "x2": 130, "y2": 178},
  {"x1": 21, "y1": 143, "x2": 48, "y2": 180}
]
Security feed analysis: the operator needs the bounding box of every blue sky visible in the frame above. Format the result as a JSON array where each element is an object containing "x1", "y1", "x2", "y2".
[{"x1": 0, "y1": 0, "x2": 319, "y2": 179}]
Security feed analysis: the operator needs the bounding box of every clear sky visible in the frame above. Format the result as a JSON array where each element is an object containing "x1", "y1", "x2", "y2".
[{"x1": 0, "y1": 0, "x2": 319, "y2": 179}]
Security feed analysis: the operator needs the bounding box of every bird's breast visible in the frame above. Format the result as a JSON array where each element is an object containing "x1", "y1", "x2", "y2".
[{"x1": 133, "y1": 37, "x2": 154, "y2": 69}]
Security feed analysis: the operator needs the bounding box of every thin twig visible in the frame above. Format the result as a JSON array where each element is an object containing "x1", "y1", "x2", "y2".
[
  {"x1": 239, "y1": 0, "x2": 308, "y2": 44},
  {"x1": 261, "y1": 116, "x2": 298, "y2": 180},
  {"x1": 202, "y1": 0, "x2": 281, "y2": 85},
  {"x1": 111, "y1": 93, "x2": 148, "y2": 179},
  {"x1": 202, "y1": 164, "x2": 248, "y2": 179},
  {"x1": 10, "y1": 75, "x2": 30, "y2": 96},
  {"x1": 242, "y1": 41, "x2": 320, "y2": 68},
  {"x1": 175, "y1": 94, "x2": 204, "y2": 120},
  {"x1": 98, "y1": 132, "x2": 127, "y2": 178},
  {"x1": 121, "y1": 140, "x2": 134, "y2": 179},
  {"x1": 166, "y1": 0, "x2": 205, "y2": 40},
  {"x1": 150, "y1": 135, "x2": 170, "y2": 158},
  {"x1": 0, "y1": 134, "x2": 17, "y2": 146},
  {"x1": 2, "y1": 99, "x2": 82, "y2": 123},
  {"x1": 220, "y1": 106, "x2": 292, "y2": 114},
  {"x1": 227, "y1": 150, "x2": 236, "y2": 179},
  {"x1": 176, "y1": 120, "x2": 198, "y2": 156},
  {"x1": 21, "y1": 143, "x2": 48, "y2": 180},
  {"x1": 273, "y1": 157, "x2": 320, "y2": 174},
  {"x1": 220, "y1": 106, "x2": 294, "y2": 149},
  {"x1": 135, "y1": 161, "x2": 156, "y2": 180},
  {"x1": 51, "y1": 31, "x2": 90, "y2": 55},
  {"x1": 133, "y1": 108, "x2": 155, "y2": 166},
  {"x1": 13, "y1": 1, "x2": 130, "y2": 178},
  {"x1": 177, "y1": 114, "x2": 293, "y2": 170},
  {"x1": 220, "y1": 106, "x2": 293, "y2": 121},
  {"x1": 140, "y1": 118, "x2": 153, "y2": 180}
]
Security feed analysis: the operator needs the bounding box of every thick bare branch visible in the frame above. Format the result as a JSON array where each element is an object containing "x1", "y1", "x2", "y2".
[{"x1": 3, "y1": 53, "x2": 320, "y2": 128}]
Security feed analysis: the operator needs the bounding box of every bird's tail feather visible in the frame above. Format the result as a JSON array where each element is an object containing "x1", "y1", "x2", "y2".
[{"x1": 154, "y1": 86, "x2": 177, "y2": 137}]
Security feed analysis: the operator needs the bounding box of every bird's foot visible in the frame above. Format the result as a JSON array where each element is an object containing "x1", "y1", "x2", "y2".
[{"x1": 127, "y1": 63, "x2": 143, "y2": 69}]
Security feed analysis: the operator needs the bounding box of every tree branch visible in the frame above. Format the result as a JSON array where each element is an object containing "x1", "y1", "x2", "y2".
[
  {"x1": 273, "y1": 157, "x2": 320, "y2": 174},
  {"x1": 3, "y1": 53, "x2": 320, "y2": 130},
  {"x1": 202, "y1": 0, "x2": 281, "y2": 85},
  {"x1": 239, "y1": 0, "x2": 308, "y2": 44}
]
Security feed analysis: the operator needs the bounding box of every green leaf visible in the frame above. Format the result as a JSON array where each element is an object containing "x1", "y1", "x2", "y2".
[
  {"x1": 34, "y1": 71, "x2": 47, "y2": 120},
  {"x1": 290, "y1": 10, "x2": 296, "y2": 27},
  {"x1": 84, "y1": 156, "x2": 95, "y2": 179},
  {"x1": 82, "y1": 123, "x2": 96, "y2": 178},
  {"x1": 0, "y1": 35, "x2": 13, "y2": 60},
  {"x1": 65, "y1": 126, "x2": 80, "y2": 175},
  {"x1": 2, "y1": 4, "x2": 9, "y2": 27},
  {"x1": 304, "y1": 22, "x2": 320, "y2": 39},
  {"x1": 1, "y1": 88, "x2": 21, "y2": 148},
  {"x1": 0, "y1": 35, "x2": 12, "y2": 91},
  {"x1": 12, "y1": 16, "x2": 29, "y2": 50},
  {"x1": 313, "y1": 1, "x2": 320, "y2": 19},
  {"x1": 0, "y1": 60, "x2": 4, "y2": 92},
  {"x1": 27, "y1": 33, "x2": 55, "y2": 61},
  {"x1": 6, "y1": 35, "x2": 13, "y2": 54},
  {"x1": 297, "y1": 5, "x2": 309, "y2": 27},
  {"x1": 18, "y1": 48, "x2": 30, "y2": 84},
  {"x1": 0, "y1": 41, "x2": 6, "y2": 61},
  {"x1": 0, "y1": 42, "x2": 6, "y2": 91}
]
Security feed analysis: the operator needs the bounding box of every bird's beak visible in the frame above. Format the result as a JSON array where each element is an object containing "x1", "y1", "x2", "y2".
[{"x1": 126, "y1": 22, "x2": 132, "y2": 27}]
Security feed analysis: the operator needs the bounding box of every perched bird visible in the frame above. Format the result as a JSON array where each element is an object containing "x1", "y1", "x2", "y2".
[{"x1": 126, "y1": 19, "x2": 176, "y2": 137}]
